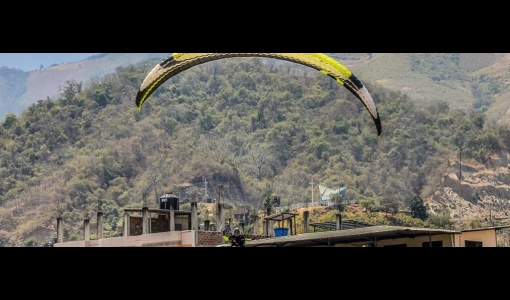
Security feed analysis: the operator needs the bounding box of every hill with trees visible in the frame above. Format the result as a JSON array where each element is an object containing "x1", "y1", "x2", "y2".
[{"x1": 1, "y1": 54, "x2": 510, "y2": 246}]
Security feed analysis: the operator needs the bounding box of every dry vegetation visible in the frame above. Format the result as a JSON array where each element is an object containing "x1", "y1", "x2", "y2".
[{"x1": 0, "y1": 53, "x2": 510, "y2": 244}]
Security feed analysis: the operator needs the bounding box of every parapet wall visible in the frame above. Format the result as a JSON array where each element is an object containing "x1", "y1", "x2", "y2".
[{"x1": 197, "y1": 231, "x2": 268, "y2": 246}]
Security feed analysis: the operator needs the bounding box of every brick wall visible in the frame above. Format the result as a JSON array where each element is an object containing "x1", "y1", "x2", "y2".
[
  {"x1": 198, "y1": 231, "x2": 224, "y2": 246},
  {"x1": 151, "y1": 215, "x2": 169, "y2": 233},
  {"x1": 129, "y1": 216, "x2": 170, "y2": 235},
  {"x1": 130, "y1": 217, "x2": 143, "y2": 236}
]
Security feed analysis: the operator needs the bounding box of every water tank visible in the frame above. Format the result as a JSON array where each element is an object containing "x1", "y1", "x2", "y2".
[
  {"x1": 159, "y1": 193, "x2": 179, "y2": 210},
  {"x1": 274, "y1": 227, "x2": 289, "y2": 237}
]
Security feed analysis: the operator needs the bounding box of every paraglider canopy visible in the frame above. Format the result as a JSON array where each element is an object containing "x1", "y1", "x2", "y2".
[{"x1": 135, "y1": 53, "x2": 381, "y2": 137}]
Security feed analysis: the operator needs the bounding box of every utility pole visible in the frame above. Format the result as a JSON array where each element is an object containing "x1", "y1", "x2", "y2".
[
  {"x1": 84, "y1": 197, "x2": 88, "y2": 219},
  {"x1": 459, "y1": 147, "x2": 462, "y2": 197},
  {"x1": 310, "y1": 178, "x2": 314, "y2": 206},
  {"x1": 204, "y1": 176, "x2": 208, "y2": 200},
  {"x1": 490, "y1": 196, "x2": 496, "y2": 226},
  {"x1": 217, "y1": 184, "x2": 223, "y2": 204}
]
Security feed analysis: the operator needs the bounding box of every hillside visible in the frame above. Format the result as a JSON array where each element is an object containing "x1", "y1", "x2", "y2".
[
  {"x1": 349, "y1": 53, "x2": 510, "y2": 125},
  {"x1": 22, "y1": 53, "x2": 171, "y2": 105},
  {"x1": 1, "y1": 53, "x2": 510, "y2": 246},
  {"x1": 0, "y1": 53, "x2": 100, "y2": 71},
  {"x1": 2, "y1": 53, "x2": 510, "y2": 126},
  {"x1": 426, "y1": 150, "x2": 510, "y2": 226},
  {"x1": 0, "y1": 53, "x2": 169, "y2": 119}
]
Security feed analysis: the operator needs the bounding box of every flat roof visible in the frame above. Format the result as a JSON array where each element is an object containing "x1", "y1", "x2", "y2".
[
  {"x1": 239, "y1": 226, "x2": 460, "y2": 247},
  {"x1": 461, "y1": 225, "x2": 510, "y2": 232},
  {"x1": 124, "y1": 208, "x2": 191, "y2": 215}
]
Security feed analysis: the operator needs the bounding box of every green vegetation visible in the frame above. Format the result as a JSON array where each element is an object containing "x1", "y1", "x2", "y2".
[
  {"x1": 0, "y1": 56, "x2": 509, "y2": 246},
  {"x1": 409, "y1": 195, "x2": 428, "y2": 221}
]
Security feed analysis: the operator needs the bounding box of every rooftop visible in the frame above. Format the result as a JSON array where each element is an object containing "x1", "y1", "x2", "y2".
[
  {"x1": 309, "y1": 220, "x2": 373, "y2": 231},
  {"x1": 233, "y1": 225, "x2": 461, "y2": 247}
]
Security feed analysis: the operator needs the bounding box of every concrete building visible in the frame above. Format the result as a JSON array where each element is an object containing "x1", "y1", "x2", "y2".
[
  {"x1": 217, "y1": 212, "x2": 510, "y2": 247},
  {"x1": 54, "y1": 197, "x2": 266, "y2": 247},
  {"x1": 229, "y1": 225, "x2": 510, "y2": 247},
  {"x1": 53, "y1": 198, "x2": 510, "y2": 247}
]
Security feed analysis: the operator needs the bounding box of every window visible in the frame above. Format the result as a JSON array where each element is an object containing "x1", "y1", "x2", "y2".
[
  {"x1": 422, "y1": 241, "x2": 443, "y2": 247},
  {"x1": 465, "y1": 240, "x2": 483, "y2": 247}
]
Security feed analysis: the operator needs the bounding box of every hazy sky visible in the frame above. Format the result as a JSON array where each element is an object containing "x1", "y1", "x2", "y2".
[{"x1": 0, "y1": 53, "x2": 101, "y2": 72}]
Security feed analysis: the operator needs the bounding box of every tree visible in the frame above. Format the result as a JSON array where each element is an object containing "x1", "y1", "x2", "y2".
[
  {"x1": 2, "y1": 113, "x2": 17, "y2": 129},
  {"x1": 262, "y1": 183, "x2": 274, "y2": 214},
  {"x1": 263, "y1": 194, "x2": 281, "y2": 213},
  {"x1": 428, "y1": 214, "x2": 454, "y2": 229},
  {"x1": 24, "y1": 236, "x2": 39, "y2": 247},
  {"x1": 330, "y1": 193, "x2": 345, "y2": 212},
  {"x1": 249, "y1": 146, "x2": 277, "y2": 181},
  {"x1": 380, "y1": 197, "x2": 400, "y2": 216},
  {"x1": 360, "y1": 198, "x2": 379, "y2": 214},
  {"x1": 409, "y1": 195, "x2": 428, "y2": 221},
  {"x1": 59, "y1": 80, "x2": 82, "y2": 104}
]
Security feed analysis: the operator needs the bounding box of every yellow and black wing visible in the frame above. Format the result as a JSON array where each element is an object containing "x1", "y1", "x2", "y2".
[{"x1": 136, "y1": 53, "x2": 381, "y2": 137}]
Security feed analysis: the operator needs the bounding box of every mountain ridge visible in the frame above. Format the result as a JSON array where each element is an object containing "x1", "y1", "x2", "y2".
[
  {"x1": 0, "y1": 53, "x2": 169, "y2": 119},
  {"x1": 2, "y1": 53, "x2": 510, "y2": 125}
]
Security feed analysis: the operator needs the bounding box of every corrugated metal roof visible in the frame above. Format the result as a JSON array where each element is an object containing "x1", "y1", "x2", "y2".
[
  {"x1": 309, "y1": 220, "x2": 373, "y2": 230},
  {"x1": 264, "y1": 212, "x2": 299, "y2": 221},
  {"x1": 241, "y1": 226, "x2": 460, "y2": 247},
  {"x1": 160, "y1": 193, "x2": 179, "y2": 199}
]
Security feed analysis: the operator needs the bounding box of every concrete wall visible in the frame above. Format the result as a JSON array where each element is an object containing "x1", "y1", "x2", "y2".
[
  {"x1": 181, "y1": 231, "x2": 196, "y2": 247},
  {"x1": 458, "y1": 229, "x2": 497, "y2": 247},
  {"x1": 371, "y1": 234, "x2": 456, "y2": 247},
  {"x1": 330, "y1": 234, "x2": 459, "y2": 247},
  {"x1": 54, "y1": 230, "x2": 195, "y2": 247},
  {"x1": 330, "y1": 232, "x2": 497, "y2": 247},
  {"x1": 55, "y1": 231, "x2": 270, "y2": 247}
]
